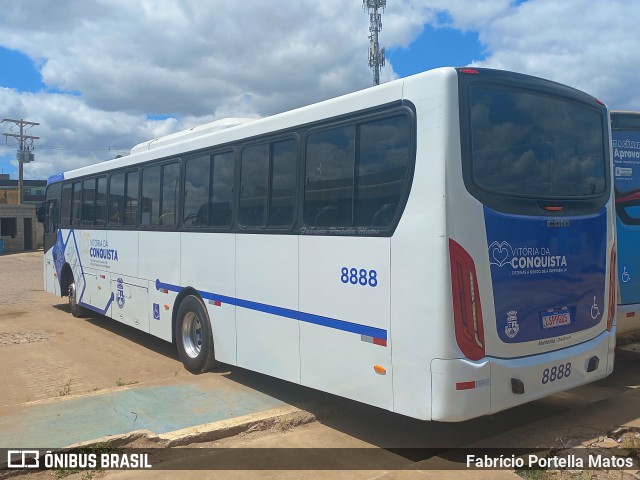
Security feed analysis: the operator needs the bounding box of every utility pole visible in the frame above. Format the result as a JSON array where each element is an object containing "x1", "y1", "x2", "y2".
[
  {"x1": 363, "y1": 0, "x2": 386, "y2": 86},
  {"x1": 2, "y1": 118, "x2": 39, "y2": 205}
]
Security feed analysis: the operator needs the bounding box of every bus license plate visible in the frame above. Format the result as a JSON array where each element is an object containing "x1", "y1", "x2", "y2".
[{"x1": 541, "y1": 308, "x2": 571, "y2": 329}]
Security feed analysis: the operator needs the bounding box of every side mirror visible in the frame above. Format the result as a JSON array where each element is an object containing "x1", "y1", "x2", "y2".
[{"x1": 37, "y1": 204, "x2": 46, "y2": 223}]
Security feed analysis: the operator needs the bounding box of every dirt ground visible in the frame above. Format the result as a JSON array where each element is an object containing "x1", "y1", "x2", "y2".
[{"x1": 0, "y1": 250, "x2": 185, "y2": 407}]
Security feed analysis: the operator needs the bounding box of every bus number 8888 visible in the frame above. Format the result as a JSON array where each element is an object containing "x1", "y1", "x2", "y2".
[{"x1": 541, "y1": 362, "x2": 571, "y2": 384}]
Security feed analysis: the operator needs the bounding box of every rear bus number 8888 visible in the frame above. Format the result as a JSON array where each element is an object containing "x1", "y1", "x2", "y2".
[{"x1": 541, "y1": 362, "x2": 571, "y2": 384}]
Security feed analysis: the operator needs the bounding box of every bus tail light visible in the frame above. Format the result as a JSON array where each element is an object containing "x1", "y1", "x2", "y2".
[
  {"x1": 607, "y1": 246, "x2": 616, "y2": 332},
  {"x1": 449, "y1": 239, "x2": 485, "y2": 360}
]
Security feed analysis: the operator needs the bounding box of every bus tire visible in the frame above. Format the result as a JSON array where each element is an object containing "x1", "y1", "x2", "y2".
[
  {"x1": 175, "y1": 295, "x2": 216, "y2": 374},
  {"x1": 68, "y1": 279, "x2": 87, "y2": 318}
]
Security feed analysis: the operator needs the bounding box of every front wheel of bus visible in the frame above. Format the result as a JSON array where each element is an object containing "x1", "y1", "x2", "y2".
[
  {"x1": 68, "y1": 280, "x2": 86, "y2": 318},
  {"x1": 175, "y1": 295, "x2": 216, "y2": 374}
]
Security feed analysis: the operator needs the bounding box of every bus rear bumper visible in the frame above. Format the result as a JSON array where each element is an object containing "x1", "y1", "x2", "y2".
[{"x1": 430, "y1": 329, "x2": 615, "y2": 422}]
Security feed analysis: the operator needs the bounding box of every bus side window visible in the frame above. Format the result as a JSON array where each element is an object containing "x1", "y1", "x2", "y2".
[
  {"x1": 269, "y1": 140, "x2": 296, "y2": 227},
  {"x1": 184, "y1": 155, "x2": 210, "y2": 227},
  {"x1": 44, "y1": 182, "x2": 62, "y2": 234},
  {"x1": 211, "y1": 152, "x2": 234, "y2": 227},
  {"x1": 356, "y1": 115, "x2": 410, "y2": 227},
  {"x1": 82, "y1": 178, "x2": 96, "y2": 226},
  {"x1": 46, "y1": 200, "x2": 59, "y2": 234},
  {"x1": 141, "y1": 166, "x2": 161, "y2": 225},
  {"x1": 95, "y1": 177, "x2": 108, "y2": 227},
  {"x1": 71, "y1": 182, "x2": 82, "y2": 227},
  {"x1": 240, "y1": 144, "x2": 269, "y2": 227},
  {"x1": 160, "y1": 162, "x2": 180, "y2": 226},
  {"x1": 108, "y1": 173, "x2": 125, "y2": 226},
  {"x1": 304, "y1": 125, "x2": 355, "y2": 227},
  {"x1": 124, "y1": 171, "x2": 139, "y2": 226},
  {"x1": 60, "y1": 183, "x2": 72, "y2": 227}
]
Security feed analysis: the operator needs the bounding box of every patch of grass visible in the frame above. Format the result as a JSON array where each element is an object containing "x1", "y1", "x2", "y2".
[
  {"x1": 52, "y1": 468, "x2": 75, "y2": 478},
  {"x1": 515, "y1": 468, "x2": 551, "y2": 480},
  {"x1": 58, "y1": 379, "x2": 72, "y2": 397},
  {"x1": 516, "y1": 469, "x2": 593, "y2": 480},
  {"x1": 115, "y1": 378, "x2": 139, "y2": 387},
  {"x1": 89, "y1": 440, "x2": 118, "y2": 461},
  {"x1": 51, "y1": 442, "x2": 117, "y2": 479}
]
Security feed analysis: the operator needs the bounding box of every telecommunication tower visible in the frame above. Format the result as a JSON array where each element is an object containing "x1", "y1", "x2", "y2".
[{"x1": 363, "y1": 0, "x2": 386, "y2": 86}]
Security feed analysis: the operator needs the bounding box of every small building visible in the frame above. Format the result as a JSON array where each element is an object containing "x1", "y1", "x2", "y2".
[
  {"x1": 0, "y1": 175, "x2": 45, "y2": 253},
  {"x1": 0, "y1": 174, "x2": 47, "y2": 205}
]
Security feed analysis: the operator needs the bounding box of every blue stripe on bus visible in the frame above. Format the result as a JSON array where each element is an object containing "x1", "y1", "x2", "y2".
[{"x1": 155, "y1": 279, "x2": 388, "y2": 340}]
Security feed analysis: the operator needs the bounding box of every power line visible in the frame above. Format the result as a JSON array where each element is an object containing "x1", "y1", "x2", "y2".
[
  {"x1": 1, "y1": 141, "x2": 130, "y2": 154},
  {"x1": 37, "y1": 145, "x2": 130, "y2": 153}
]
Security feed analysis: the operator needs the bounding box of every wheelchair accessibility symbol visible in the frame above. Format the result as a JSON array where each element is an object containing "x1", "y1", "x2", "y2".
[
  {"x1": 622, "y1": 267, "x2": 632, "y2": 284},
  {"x1": 590, "y1": 296, "x2": 601, "y2": 320}
]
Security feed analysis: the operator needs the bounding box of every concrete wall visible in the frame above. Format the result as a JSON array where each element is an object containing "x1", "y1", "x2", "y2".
[{"x1": 0, "y1": 204, "x2": 42, "y2": 254}]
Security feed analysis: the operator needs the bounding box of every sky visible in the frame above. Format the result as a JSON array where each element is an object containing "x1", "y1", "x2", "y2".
[{"x1": 0, "y1": 0, "x2": 639, "y2": 181}]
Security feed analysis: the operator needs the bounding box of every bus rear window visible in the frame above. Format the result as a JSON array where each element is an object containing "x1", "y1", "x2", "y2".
[{"x1": 469, "y1": 86, "x2": 606, "y2": 198}]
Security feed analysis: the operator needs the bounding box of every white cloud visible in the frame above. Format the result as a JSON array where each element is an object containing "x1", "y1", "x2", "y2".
[
  {"x1": 466, "y1": 0, "x2": 640, "y2": 110},
  {"x1": 0, "y1": 1, "x2": 381, "y2": 117},
  {"x1": 0, "y1": 87, "x2": 178, "y2": 179}
]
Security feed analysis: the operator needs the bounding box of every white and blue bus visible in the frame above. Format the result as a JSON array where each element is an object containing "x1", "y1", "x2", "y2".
[
  {"x1": 39, "y1": 67, "x2": 616, "y2": 421},
  {"x1": 611, "y1": 111, "x2": 640, "y2": 335}
]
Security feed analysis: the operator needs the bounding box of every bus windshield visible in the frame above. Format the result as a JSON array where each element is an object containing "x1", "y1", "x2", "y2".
[{"x1": 469, "y1": 86, "x2": 606, "y2": 198}]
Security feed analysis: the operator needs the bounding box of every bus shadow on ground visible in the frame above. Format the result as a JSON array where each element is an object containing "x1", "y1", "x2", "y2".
[
  {"x1": 221, "y1": 354, "x2": 640, "y2": 452},
  {"x1": 52, "y1": 303, "x2": 180, "y2": 361}
]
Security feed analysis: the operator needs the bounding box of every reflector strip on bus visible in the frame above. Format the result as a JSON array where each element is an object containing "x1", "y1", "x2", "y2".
[
  {"x1": 155, "y1": 279, "x2": 388, "y2": 341},
  {"x1": 456, "y1": 381, "x2": 475, "y2": 390},
  {"x1": 455, "y1": 378, "x2": 490, "y2": 390},
  {"x1": 361, "y1": 335, "x2": 387, "y2": 347}
]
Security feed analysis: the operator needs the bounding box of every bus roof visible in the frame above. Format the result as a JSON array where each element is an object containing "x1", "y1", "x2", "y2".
[{"x1": 129, "y1": 117, "x2": 258, "y2": 155}]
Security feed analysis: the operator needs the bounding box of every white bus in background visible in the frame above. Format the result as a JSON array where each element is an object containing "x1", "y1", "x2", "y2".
[{"x1": 39, "y1": 67, "x2": 616, "y2": 422}]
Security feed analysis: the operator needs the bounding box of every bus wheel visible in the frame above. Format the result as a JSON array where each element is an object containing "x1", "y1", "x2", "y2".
[
  {"x1": 175, "y1": 295, "x2": 216, "y2": 374},
  {"x1": 68, "y1": 279, "x2": 86, "y2": 318}
]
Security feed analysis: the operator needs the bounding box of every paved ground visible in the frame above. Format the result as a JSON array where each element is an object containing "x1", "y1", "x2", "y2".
[{"x1": 0, "y1": 376, "x2": 299, "y2": 448}]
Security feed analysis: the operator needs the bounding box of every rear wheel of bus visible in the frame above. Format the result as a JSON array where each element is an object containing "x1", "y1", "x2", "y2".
[{"x1": 175, "y1": 295, "x2": 217, "y2": 374}]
